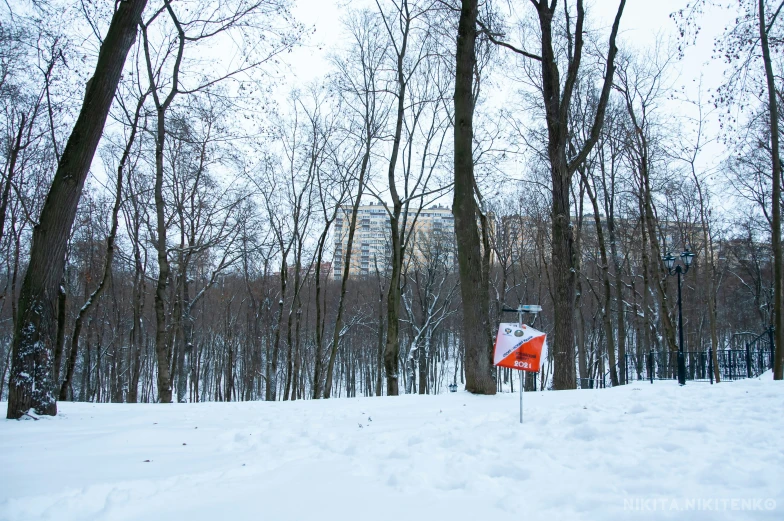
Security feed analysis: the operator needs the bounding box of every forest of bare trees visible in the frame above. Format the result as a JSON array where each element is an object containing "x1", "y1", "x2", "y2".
[{"x1": 2, "y1": 0, "x2": 783, "y2": 416}]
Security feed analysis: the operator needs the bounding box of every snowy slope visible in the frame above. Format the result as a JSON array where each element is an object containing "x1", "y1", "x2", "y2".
[{"x1": 1, "y1": 377, "x2": 782, "y2": 521}]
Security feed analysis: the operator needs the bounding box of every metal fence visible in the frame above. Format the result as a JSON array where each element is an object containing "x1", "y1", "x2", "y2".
[{"x1": 620, "y1": 327, "x2": 775, "y2": 385}]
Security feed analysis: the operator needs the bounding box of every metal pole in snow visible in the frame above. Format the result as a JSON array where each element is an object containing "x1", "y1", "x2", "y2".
[
  {"x1": 499, "y1": 304, "x2": 540, "y2": 425},
  {"x1": 519, "y1": 308, "x2": 524, "y2": 424},
  {"x1": 519, "y1": 370, "x2": 523, "y2": 424}
]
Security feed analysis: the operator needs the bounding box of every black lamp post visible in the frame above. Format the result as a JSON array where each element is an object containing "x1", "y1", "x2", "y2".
[{"x1": 663, "y1": 247, "x2": 696, "y2": 385}]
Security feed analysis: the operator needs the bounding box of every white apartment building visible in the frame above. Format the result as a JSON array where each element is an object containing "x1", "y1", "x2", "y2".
[{"x1": 333, "y1": 204, "x2": 455, "y2": 278}]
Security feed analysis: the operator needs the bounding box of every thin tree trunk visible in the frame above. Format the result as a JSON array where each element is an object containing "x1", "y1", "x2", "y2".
[
  {"x1": 312, "y1": 230, "x2": 329, "y2": 398},
  {"x1": 582, "y1": 172, "x2": 618, "y2": 386},
  {"x1": 690, "y1": 167, "x2": 721, "y2": 382},
  {"x1": 375, "y1": 256, "x2": 385, "y2": 396},
  {"x1": 291, "y1": 305, "x2": 302, "y2": 400},
  {"x1": 152, "y1": 102, "x2": 173, "y2": 403},
  {"x1": 268, "y1": 261, "x2": 286, "y2": 401},
  {"x1": 59, "y1": 92, "x2": 144, "y2": 402},
  {"x1": 284, "y1": 251, "x2": 302, "y2": 401},
  {"x1": 384, "y1": 230, "x2": 403, "y2": 396},
  {"x1": 640, "y1": 159, "x2": 678, "y2": 360},
  {"x1": 419, "y1": 330, "x2": 428, "y2": 394},
  {"x1": 324, "y1": 145, "x2": 370, "y2": 398},
  {"x1": 177, "y1": 274, "x2": 194, "y2": 402},
  {"x1": 52, "y1": 282, "x2": 67, "y2": 385},
  {"x1": 0, "y1": 115, "x2": 25, "y2": 244},
  {"x1": 126, "y1": 222, "x2": 145, "y2": 403},
  {"x1": 380, "y1": 6, "x2": 413, "y2": 398},
  {"x1": 638, "y1": 187, "x2": 653, "y2": 370},
  {"x1": 608, "y1": 214, "x2": 626, "y2": 385},
  {"x1": 573, "y1": 174, "x2": 587, "y2": 388}
]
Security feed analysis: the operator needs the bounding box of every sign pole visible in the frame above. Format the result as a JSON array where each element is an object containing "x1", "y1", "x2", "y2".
[
  {"x1": 519, "y1": 370, "x2": 523, "y2": 424},
  {"x1": 518, "y1": 307, "x2": 524, "y2": 424}
]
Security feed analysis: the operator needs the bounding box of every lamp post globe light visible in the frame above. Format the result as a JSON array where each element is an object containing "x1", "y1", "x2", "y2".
[{"x1": 663, "y1": 247, "x2": 696, "y2": 385}]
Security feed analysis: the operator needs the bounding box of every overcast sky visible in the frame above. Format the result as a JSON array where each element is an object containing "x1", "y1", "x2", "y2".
[
  {"x1": 277, "y1": 0, "x2": 734, "y2": 194},
  {"x1": 287, "y1": 0, "x2": 733, "y2": 95}
]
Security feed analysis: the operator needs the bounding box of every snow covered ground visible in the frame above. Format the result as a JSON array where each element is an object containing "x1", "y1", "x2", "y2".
[{"x1": 1, "y1": 376, "x2": 782, "y2": 521}]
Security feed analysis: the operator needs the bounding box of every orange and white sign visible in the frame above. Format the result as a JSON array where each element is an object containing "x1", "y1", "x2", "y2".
[{"x1": 493, "y1": 323, "x2": 546, "y2": 372}]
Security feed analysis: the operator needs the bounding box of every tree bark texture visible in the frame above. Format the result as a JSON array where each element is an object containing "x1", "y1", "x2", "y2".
[
  {"x1": 759, "y1": 0, "x2": 783, "y2": 380},
  {"x1": 6, "y1": 0, "x2": 148, "y2": 419},
  {"x1": 453, "y1": 0, "x2": 495, "y2": 394},
  {"x1": 533, "y1": 0, "x2": 625, "y2": 390}
]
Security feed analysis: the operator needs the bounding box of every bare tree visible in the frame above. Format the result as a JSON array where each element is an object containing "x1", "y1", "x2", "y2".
[
  {"x1": 369, "y1": 0, "x2": 452, "y2": 396},
  {"x1": 7, "y1": 0, "x2": 147, "y2": 419},
  {"x1": 140, "y1": 0, "x2": 297, "y2": 402},
  {"x1": 674, "y1": 0, "x2": 784, "y2": 378},
  {"x1": 615, "y1": 52, "x2": 679, "y2": 371},
  {"x1": 402, "y1": 229, "x2": 458, "y2": 393},
  {"x1": 479, "y1": 0, "x2": 625, "y2": 389},
  {"x1": 452, "y1": 0, "x2": 498, "y2": 394},
  {"x1": 322, "y1": 9, "x2": 386, "y2": 398},
  {"x1": 58, "y1": 87, "x2": 148, "y2": 400}
]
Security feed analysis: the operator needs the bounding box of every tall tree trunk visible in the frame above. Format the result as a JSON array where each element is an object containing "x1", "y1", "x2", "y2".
[
  {"x1": 759, "y1": 0, "x2": 783, "y2": 380},
  {"x1": 152, "y1": 103, "x2": 173, "y2": 403},
  {"x1": 6, "y1": 0, "x2": 147, "y2": 419},
  {"x1": 550, "y1": 154, "x2": 577, "y2": 389},
  {"x1": 384, "y1": 224, "x2": 403, "y2": 396},
  {"x1": 453, "y1": 0, "x2": 495, "y2": 395},
  {"x1": 533, "y1": 0, "x2": 625, "y2": 390},
  {"x1": 141, "y1": 1, "x2": 189, "y2": 404},
  {"x1": 380, "y1": 6, "x2": 412, "y2": 398}
]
